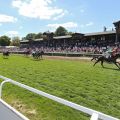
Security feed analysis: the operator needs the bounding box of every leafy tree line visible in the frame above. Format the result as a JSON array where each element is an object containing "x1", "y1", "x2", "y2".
[
  {"x1": 24, "y1": 26, "x2": 73, "y2": 40},
  {"x1": 0, "y1": 35, "x2": 20, "y2": 46},
  {"x1": 0, "y1": 26, "x2": 72, "y2": 46},
  {"x1": 0, "y1": 36, "x2": 11, "y2": 46}
]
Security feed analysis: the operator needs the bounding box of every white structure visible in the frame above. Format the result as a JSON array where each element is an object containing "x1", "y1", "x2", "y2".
[{"x1": 0, "y1": 99, "x2": 29, "y2": 120}]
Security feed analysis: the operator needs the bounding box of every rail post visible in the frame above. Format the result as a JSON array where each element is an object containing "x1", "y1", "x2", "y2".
[{"x1": 0, "y1": 80, "x2": 10, "y2": 99}]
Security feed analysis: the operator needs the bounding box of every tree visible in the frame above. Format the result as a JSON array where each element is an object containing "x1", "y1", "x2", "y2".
[
  {"x1": 43, "y1": 32, "x2": 54, "y2": 40},
  {"x1": 25, "y1": 33, "x2": 36, "y2": 46},
  {"x1": 67, "y1": 31, "x2": 73, "y2": 35},
  {"x1": 35, "y1": 32, "x2": 43, "y2": 39},
  {"x1": 55, "y1": 26, "x2": 68, "y2": 36},
  {"x1": 10, "y1": 36, "x2": 20, "y2": 46},
  {"x1": 0, "y1": 35, "x2": 11, "y2": 46},
  {"x1": 25, "y1": 33, "x2": 36, "y2": 40}
]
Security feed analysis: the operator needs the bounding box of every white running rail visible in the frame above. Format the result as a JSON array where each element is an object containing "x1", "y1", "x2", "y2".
[{"x1": 0, "y1": 75, "x2": 119, "y2": 120}]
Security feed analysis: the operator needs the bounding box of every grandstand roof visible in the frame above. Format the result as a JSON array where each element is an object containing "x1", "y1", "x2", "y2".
[
  {"x1": 84, "y1": 31, "x2": 116, "y2": 36},
  {"x1": 113, "y1": 20, "x2": 120, "y2": 25},
  {"x1": 34, "y1": 38, "x2": 43, "y2": 41},
  {"x1": 20, "y1": 40, "x2": 29, "y2": 43},
  {"x1": 54, "y1": 35, "x2": 72, "y2": 39},
  {"x1": 20, "y1": 30, "x2": 116, "y2": 43}
]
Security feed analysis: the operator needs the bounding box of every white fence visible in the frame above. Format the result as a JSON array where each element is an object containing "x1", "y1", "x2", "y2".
[{"x1": 0, "y1": 75, "x2": 119, "y2": 120}]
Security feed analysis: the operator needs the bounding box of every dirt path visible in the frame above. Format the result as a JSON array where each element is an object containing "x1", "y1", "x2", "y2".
[
  {"x1": 44, "y1": 56, "x2": 92, "y2": 61},
  {"x1": 44, "y1": 55, "x2": 120, "y2": 62}
]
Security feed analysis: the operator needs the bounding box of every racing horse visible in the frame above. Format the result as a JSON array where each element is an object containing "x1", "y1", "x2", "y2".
[
  {"x1": 93, "y1": 53, "x2": 120, "y2": 69},
  {"x1": 32, "y1": 51, "x2": 44, "y2": 59},
  {"x1": 3, "y1": 51, "x2": 10, "y2": 58}
]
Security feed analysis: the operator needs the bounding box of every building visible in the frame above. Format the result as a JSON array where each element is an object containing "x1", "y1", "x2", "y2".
[
  {"x1": 113, "y1": 20, "x2": 120, "y2": 43},
  {"x1": 20, "y1": 21, "x2": 119, "y2": 48}
]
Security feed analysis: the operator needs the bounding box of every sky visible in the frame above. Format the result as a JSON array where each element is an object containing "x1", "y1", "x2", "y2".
[{"x1": 0, "y1": 0, "x2": 120, "y2": 38}]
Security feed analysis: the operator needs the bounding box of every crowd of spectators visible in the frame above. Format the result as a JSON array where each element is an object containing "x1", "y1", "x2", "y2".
[
  {"x1": 0, "y1": 42, "x2": 120, "y2": 55},
  {"x1": 38, "y1": 46, "x2": 103, "y2": 54}
]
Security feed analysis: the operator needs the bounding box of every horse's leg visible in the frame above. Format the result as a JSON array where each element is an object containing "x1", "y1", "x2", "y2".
[
  {"x1": 116, "y1": 62, "x2": 120, "y2": 66},
  {"x1": 35, "y1": 54, "x2": 37, "y2": 59},
  {"x1": 115, "y1": 62, "x2": 120, "y2": 69},
  {"x1": 33, "y1": 55, "x2": 36, "y2": 59},
  {"x1": 93, "y1": 59, "x2": 100, "y2": 66},
  {"x1": 36, "y1": 55, "x2": 38, "y2": 59},
  {"x1": 40, "y1": 54, "x2": 42, "y2": 59},
  {"x1": 39, "y1": 53, "x2": 42, "y2": 59},
  {"x1": 91, "y1": 57, "x2": 94, "y2": 61},
  {"x1": 38, "y1": 54, "x2": 39, "y2": 59},
  {"x1": 101, "y1": 60, "x2": 104, "y2": 68}
]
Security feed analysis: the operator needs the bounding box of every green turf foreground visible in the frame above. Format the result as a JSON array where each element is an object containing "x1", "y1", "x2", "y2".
[{"x1": 0, "y1": 55, "x2": 120, "y2": 120}]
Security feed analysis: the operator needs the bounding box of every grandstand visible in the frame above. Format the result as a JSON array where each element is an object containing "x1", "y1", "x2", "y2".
[
  {"x1": 20, "y1": 21, "x2": 120, "y2": 55},
  {"x1": 20, "y1": 31, "x2": 117, "y2": 49}
]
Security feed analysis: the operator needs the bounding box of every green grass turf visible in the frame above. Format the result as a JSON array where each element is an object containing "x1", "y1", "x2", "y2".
[{"x1": 0, "y1": 55, "x2": 120, "y2": 120}]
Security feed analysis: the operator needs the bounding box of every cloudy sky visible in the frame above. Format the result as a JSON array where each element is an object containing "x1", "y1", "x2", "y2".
[{"x1": 0, "y1": 0, "x2": 120, "y2": 38}]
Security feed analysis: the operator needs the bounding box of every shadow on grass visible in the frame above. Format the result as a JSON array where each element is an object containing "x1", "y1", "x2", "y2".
[
  {"x1": 22, "y1": 55, "x2": 30, "y2": 58},
  {"x1": 31, "y1": 58, "x2": 44, "y2": 61},
  {"x1": 103, "y1": 66, "x2": 120, "y2": 71},
  {"x1": 3, "y1": 57, "x2": 9, "y2": 59}
]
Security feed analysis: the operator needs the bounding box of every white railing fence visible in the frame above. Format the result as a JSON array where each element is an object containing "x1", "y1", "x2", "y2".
[{"x1": 0, "y1": 75, "x2": 119, "y2": 120}]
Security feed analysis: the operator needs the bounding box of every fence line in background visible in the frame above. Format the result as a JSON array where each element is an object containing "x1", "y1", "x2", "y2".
[
  {"x1": 0, "y1": 75, "x2": 119, "y2": 120},
  {"x1": 0, "y1": 51, "x2": 102, "y2": 56}
]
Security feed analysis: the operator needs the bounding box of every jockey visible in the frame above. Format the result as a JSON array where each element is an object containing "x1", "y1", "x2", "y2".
[
  {"x1": 112, "y1": 46, "x2": 119, "y2": 57},
  {"x1": 104, "y1": 47, "x2": 112, "y2": 58},
  {"x1": 32, "y1": 49, "x2": 35, "y2": 54}
]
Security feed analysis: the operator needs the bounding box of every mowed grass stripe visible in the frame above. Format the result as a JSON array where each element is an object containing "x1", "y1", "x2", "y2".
[{"x1": 0, "y1": 55, "x2": 120, "y2": 120}]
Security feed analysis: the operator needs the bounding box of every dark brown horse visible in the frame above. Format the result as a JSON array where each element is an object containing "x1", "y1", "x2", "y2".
[
  {"x1": 32, "y1": 51, "x2": 44, "y2": 59},
  {"x1": 93, "y1": 54, "x2": 120, "y2": 69},
  {"x1": 3, "y1": 51, "x2": 10, "y2": 58}
]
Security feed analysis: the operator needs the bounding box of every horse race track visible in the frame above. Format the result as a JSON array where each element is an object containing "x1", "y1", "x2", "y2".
[{"x1": 0, "y1": 55, "x2": 120, "y2": 120}]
